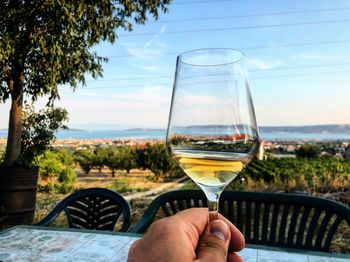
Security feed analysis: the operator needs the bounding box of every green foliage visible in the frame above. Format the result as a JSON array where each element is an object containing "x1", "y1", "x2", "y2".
[
  {"x1": 134, "y1": 144, "x2": 152, "y2": 170},
  {"x1": 100, "y1": 146, "x2": 137, "y2": 175},
  {"x1": 104, "y1": 147, "x2": 120, "y2": 176},
  {"x1": 58, "y1": 167, "x2": 77, "y2": 184},
  {"x1": 0, "y1": 0, "x2": 171, "y2": 165},
  {"x1": 148, "y1": 143, "x2": 178, "y2": 180},
  {"x1": 295, "y1": 144, "x2": 321, "y2": 158},
  {"x1": 135, "y1": 143, "x2": 180, "y2": 180},
  {"x1": 74, "y1": 150, "x2": 94, "y2": 174},
  {"x1": 0, "y1": 0, "x2": 171, "y2": 103},
  {"x1": 92, "y1": 147, "x2": 108, "y2": 173},
  {"x1": 118, "y1": 147, "x2": 137, "y2": 174},
  {"x1": 18, "y1": 105, "x2": 69, "y2": 167},
  {"x1": 37, "y1": 183, "x2": 56, "y2": 193},
  {"x1": 234, "y1": 157, "x2": 350, "y2": 193},
  {"x1": 34, "y1": 151, "x2": 62, "y2": 178},
  {"x1": 55, "y1": 182, "x2": 75, "y2": 194},
  {"x1": 35, "y1": 148, "x2": 76, "y2": 193},
  {"x1": 70, "y1": 143, "x2": 181, "y2": 179},
  {"x1": 56, "y1": 149, "x2": 74, "y2": 167}
]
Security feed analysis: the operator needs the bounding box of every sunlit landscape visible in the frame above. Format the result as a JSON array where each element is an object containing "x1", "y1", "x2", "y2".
[{"x1": 1, "y1": 0, "x2": 350, "y2": 260}]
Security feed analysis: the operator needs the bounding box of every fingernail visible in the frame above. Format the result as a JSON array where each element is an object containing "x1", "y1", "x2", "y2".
[{"x1": 209, "y1": 220, "x2": 229, "y2": 241}]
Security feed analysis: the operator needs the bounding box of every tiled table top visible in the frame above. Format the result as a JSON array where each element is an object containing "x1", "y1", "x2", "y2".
[{"x1": 0, "y1": 226, "x2": 349, "y2": 262}]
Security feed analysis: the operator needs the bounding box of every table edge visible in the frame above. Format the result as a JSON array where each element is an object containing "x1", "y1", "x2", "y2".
[
  {"x1": 0, "y1": 225, "x2": 143, "y2": 237},
  {"x1": 245, "y1": 244, "x2": 350, "y2": 259},
  {"x1": 1, "y1": 226, "x2": 349, "y2": 259}
]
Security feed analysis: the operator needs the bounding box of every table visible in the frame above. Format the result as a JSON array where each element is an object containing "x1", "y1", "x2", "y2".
[{"x1": 0, "y1": 226, "x2": 349, "y2": 262}]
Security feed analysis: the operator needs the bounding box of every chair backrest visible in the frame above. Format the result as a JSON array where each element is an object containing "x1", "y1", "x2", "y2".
[
  {"x1": 131, "y1": 190, "x2": 350, "y2": 252},
  {"x1": 36, "y1": 188, "x2": 132, "y2": 232}
]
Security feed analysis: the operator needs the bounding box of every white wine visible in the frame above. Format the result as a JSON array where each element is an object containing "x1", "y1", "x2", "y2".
[{"x1": 173, "y1": 150, "x2": 249, "y2": 187}]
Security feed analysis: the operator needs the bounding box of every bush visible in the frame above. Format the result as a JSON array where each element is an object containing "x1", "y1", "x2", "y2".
[
  {"x1": 295, "y1": 145, "x2": 320, "y2": 158},
  {"x1": 58, "y1": 167, "x2": 77, "y2": 184},
  {"x1": 56, "y1": 149, "x2": 74, "y2": 167},
  {"x1": 35, "y1": 151, "x2": 61, "y2": 179},
  {"x1": 38, "y1": 183, "x2": 56, "y2": 193},
  {"x1": 55, "y1": 182, "x2": 74, "y2": 194}
]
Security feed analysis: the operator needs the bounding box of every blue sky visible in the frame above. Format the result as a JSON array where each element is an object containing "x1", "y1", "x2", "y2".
[{"x1": 1, "y1": 0, "x2": 350, "y2": 129}]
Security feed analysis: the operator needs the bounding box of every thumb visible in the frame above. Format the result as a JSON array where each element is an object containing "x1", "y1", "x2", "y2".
[{"x1": 196, "y1": 219, "x2": 231, "y2": 262}]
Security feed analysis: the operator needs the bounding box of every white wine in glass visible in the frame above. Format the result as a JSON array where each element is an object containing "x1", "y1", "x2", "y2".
[{"x1": 166, "y1": 48, "x2": 260, "y2": 220}]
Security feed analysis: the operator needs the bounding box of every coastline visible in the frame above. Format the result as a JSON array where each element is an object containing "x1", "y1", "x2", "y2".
[
  {"x1": 1, "y1": 136, "x2": 350, "y2": 145},
  {"x1": 0, "y1": 137, "x2": 164, "y2": 148}
]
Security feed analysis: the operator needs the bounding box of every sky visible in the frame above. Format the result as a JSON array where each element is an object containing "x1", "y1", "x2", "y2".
[{"x1": 1, "y1": 0, "x2": 350, "y2": 130}]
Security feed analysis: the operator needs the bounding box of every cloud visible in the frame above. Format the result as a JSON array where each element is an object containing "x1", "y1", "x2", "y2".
[
  {"x1": 129, "y1": 63, "x2": 162, "y2": 72},
  {"x1": 247, "y1": 58, "x2": 284, "y2": 70},
  {"x1": 121, "y1": 25, "x2": 168, "y2": 61},
  {"x1": 110, "y1": 86, "x2": 170, "y2": 105},
  {"x1": 290, "y1": 52, "x2": 331, "y2": 61},
  {"x1": 121, "y1": 42, "x2": 164, "y2": 60},
  {"x1": 160, "y1": 25, "x2": 167, "y2": 34},
  {"x1": 54, "y1": 85, "x2": 173, "y2": 128},
  {"x1": 73, "y1": 85, "x2": 171, "y2": 105}
]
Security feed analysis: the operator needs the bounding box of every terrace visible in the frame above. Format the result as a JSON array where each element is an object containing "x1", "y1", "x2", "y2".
[{"x1": 1, "y1": 0, "x2": 350, "y2": 261}]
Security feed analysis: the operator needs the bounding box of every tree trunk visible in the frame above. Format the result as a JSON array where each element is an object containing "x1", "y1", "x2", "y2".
[{"x1": 4, "y1": 87, "x2": 23, "y2": 166}]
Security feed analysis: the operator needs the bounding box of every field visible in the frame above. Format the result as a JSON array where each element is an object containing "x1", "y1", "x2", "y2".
[
  {"x1": 33, "y1": 162, "x2": 350, "y2": 254},
  {"x1": 1, "y1": 142, "x2": 349, "y2": 253}
]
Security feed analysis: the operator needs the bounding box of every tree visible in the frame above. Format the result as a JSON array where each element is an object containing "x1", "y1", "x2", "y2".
[
  {"x1": 135, "y1": 143, "x2": 178, "y2": 180},
  {"x1": 295, "y1": 145, "x2": 320, "y2": 159},
  {"x1": 74, "y1": 150, "x2": 94, "y2": 175},
  {"x1": 135, "y1": 143, "x2": 155, "y2": 170},
  {"x1": 92, "y1": 147, "x2": 108, "y2": 173},
  {"x1": 148, "y1": 143, "x2": 177, "y2": 180},
  {"x1": 19, "y1": 104, "x2": 68, "y2": 166},
  {"x1": 0, "y1": 0, "x2": 171, "y2": 166},
  {"x1": 105, "y1": 147, "x2": 120, "y2": 176},
  {"x1": 118, "y1": 146, "x2": 136, "y2": 174}
]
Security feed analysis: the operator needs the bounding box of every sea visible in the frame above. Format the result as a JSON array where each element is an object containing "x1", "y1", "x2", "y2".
[{"x1": 1, "y1": 129, "x2": 350, "y2": 141}]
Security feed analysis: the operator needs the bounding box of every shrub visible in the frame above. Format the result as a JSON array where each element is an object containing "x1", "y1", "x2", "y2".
[
  {"x1": 295, "y1": 145, "x2": 320, "y2": 158},
  {"x1": 55, "y1": 182, "x2": 74, "y2": 194},
  {"x1": 38, "y1": 183, "x2": 56, "y2": 193},
  {"x1": 35, "y1": 151, "x2": 61, "y2": 179},
  {"x1": 58, "y1": 167, "x2": 77, "y2": 184},
  {"x1": 56, "y1": 149, "x2": 74, "y2": 167}
]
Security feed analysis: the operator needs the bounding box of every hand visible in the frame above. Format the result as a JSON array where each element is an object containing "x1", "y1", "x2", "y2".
[{"x1": 128, "y1": 208, "x2": 245, "y2": 262}]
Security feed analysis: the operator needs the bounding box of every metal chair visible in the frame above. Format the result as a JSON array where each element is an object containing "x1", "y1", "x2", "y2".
[
  {"x1": 36, "y1": 188, "x2": 132, "y2": 232},
  {"x1": 131, "y1": 189, "x2": 350, "y2": 252}
]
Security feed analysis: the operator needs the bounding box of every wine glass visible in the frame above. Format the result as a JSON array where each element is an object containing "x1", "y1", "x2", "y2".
[{"x1": 166, "y1": 48, "x2": 260, "y2": 221}]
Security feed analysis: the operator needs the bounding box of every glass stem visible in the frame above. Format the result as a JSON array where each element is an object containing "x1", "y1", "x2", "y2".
[{"x1": 207, "y1": 193, "x2": 220, "y2": 222}]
